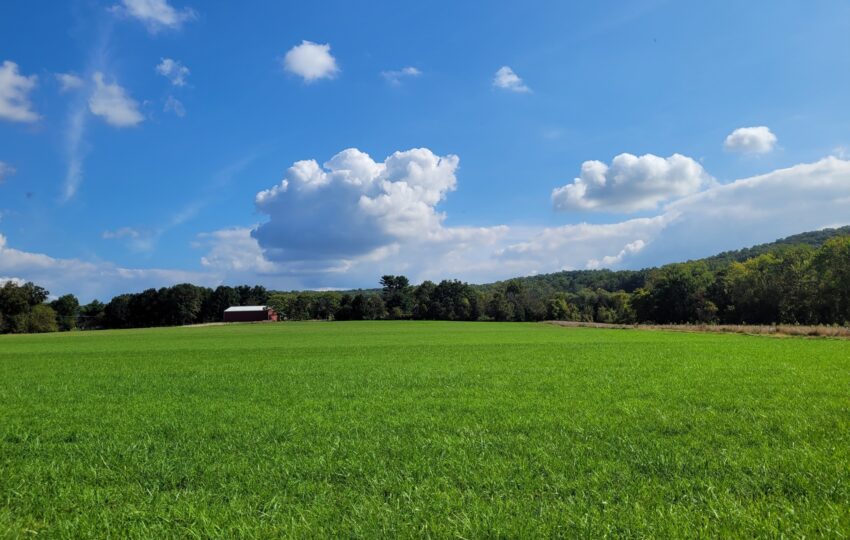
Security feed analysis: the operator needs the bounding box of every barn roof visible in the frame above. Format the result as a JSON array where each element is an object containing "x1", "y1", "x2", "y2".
[{"x1": 224, "y1": 305, "x2": 270, "y2": 312}]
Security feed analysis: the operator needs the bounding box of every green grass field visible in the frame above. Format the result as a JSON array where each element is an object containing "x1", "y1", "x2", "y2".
[{"x1": 1, "y1": 322, "x2": 849, "y2": 538}]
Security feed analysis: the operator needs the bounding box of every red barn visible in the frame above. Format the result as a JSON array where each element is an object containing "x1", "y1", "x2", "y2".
[{"x1": 223, "y1": 305, "x2": 279, "y2": 323}]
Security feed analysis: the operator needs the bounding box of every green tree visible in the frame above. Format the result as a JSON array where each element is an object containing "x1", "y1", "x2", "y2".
[
  {"x1": 412, "y1": 281, "x2": 436, "y2": 319},
  {"x1": 311, "y1": 293, "x2": 341, "y2": 320},
  {"x1": 50, "y1": 294, "x2": 80, "y2": 331},
  {"x1": 812, "y1": 236, "x2": 850, "y2": 324},
  {"x1": 0, "y1": 281, "x2": 51, "y2": 333},
  {"x1": 487, "y1": 291, "x2": 515, "y2": 321},
  {"x1": 636, "y1": 262, "x2": 717, "y2": 323},
  {"x1": 717, "y1": 245, "x2": 816, "y2": 324},
  {"x1": 104, "y1": 294, "x2": 133, "y2": 329},
  {"x1": 336, "y1": 294, "x2": 355, "y2": 320},
  {"x1": 380, "y1": 275, "x2": 413, "y2": 319},
  {"x1": 203, "y1": 286, "x2": 240, "y2": 322},
  {"x1": 546, "y1": 294, "x2": 578, "y2": 320},
  {"x1": 27, "y1": 304, "x2": 58, "y2": 333},
  {"x1": 0, "y1": 281, "x2": 31, "y2": 333},
  {"x1": 431, "y1": 280, "x2": 479, "y2": 321},
  {"x1": 163, "y1": 284, "x2": 205, "y2": 326},
  {"x1": 79, "y1": 300, "x2": 106, "y2": 330},
  {"x1": 364, "y1": 295, "x2": 387, "y2": 320},
  {"x1": 21, "y1": 282, "x2": 49, "y2": 306},
  {"x1": 128, "y1": 288, "x2": 164, "y2": 327},
  {"x1": 235, "y1": 285, "x2": 269, "y2": 306}
]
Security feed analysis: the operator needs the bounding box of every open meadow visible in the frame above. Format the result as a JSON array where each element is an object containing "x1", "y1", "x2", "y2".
[{"x1": 1, "y1": 321, "x2": 849, "y2": 537}]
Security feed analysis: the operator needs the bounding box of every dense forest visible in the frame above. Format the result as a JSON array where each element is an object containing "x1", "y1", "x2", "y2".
[{"x1": 2, "y1": 227, "x2": 850, "y2": 333}]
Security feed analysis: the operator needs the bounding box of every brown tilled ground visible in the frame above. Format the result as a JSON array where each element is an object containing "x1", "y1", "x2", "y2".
[{"x1": 546, "y1": 320, "x2": 850, "y2": 338}]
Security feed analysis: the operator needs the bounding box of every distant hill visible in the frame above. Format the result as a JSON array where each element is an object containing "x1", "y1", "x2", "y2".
[
  {"x1": 698, "y1": 226, "x2": 850, "y2": 269},
  {"x1": 477, "y1": 268, "x2": 647, "y2": 296},
  {"x1": 478, "y1": 226, "x2": 850, "y2": 295},
  {"x1": 294, "y1": 226, "x2": 850, "y2": 298}
]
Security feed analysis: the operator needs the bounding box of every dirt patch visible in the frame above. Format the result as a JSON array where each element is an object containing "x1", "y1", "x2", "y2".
[{"x1": 545, "y1": 320, "x2": 850, "y2": 339}]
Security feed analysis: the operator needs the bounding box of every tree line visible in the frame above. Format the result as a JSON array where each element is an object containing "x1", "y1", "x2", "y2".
[
  {"x1": 0, "y1": 283, "x2": 270, "y2": 333},
  {"x1": 2, "y1": 234, "x2": 850, "y2": 334},
  {"x1": 268, "y1": 236, "x2": 850, "y2": 326}
]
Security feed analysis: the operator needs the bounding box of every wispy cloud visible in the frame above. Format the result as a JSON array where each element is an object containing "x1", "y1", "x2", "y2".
[
  {"x1": 56, "y1": 73, "x2": 84, "y2": 92},
  {"x1": 102, "y1": 226, "x2": 141, "y2": 240},
  {"x1": 59, "y1": 22, "x2": 111, "y2": 203},
  {"x1": 164, "y1": 95, "x2": 185, "y2": 117},
  {"x1": 156, "y1": 58, "x2": 189, "y2": 86},
  {"x1": 381, "y1": 66, "x2": 421, "y2": 85},
  {"x1": 0, "y1": 161, "x2": 16, "y2": 184},
  {"x1": 62, "y1": 104, "x2": 88, "y2": 202},
  {"x1": 111, "y1": 0, "x2": 196, "y2": 33},
  {"x1": 102, "y1": 227, "x2": 158, "y2": 253}
]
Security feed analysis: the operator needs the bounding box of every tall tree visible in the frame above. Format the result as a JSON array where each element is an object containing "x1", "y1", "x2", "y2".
[
  {"x1": 204, "y1": 286, "x2": 240, "y2": 322},
  {"x1": 412, "y1": 281, "x2": 436, "y2": 320},
  {"x1": 812, "y1": 236, "x2": 850, "y2": 324},
  {"x1": 163, "y1": 284, "x2": 205, "y2": 326},
  {"x1": 50, "y1": 294, "x2": 80, "y2": 331},
  {"x1": 380, "y1": 275, "x2": 413, "y2": 319},
  {"x1": 79, "y1": 300, "x2": 106, "y2": 330},
  {"x1": 634, "y1": 262, "x2": 717, "y2": 324},
  {"x1": 104, "y1": 295, "x2": 133, "y2": 329}
]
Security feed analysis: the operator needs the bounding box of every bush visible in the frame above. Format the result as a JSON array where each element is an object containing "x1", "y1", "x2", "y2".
[{"x1": 27, "y1": 304, "x2": 58, "y2": 333}]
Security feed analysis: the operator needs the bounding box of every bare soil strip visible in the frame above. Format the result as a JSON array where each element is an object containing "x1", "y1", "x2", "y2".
[{"x1": 546, "y1": 320, "x2": 850, "y2": 338}]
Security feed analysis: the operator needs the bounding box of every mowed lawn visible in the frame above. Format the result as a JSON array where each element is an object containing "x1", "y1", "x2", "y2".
[{"x1": 1, "y1": 322, "x2": 849, "y2": 538}]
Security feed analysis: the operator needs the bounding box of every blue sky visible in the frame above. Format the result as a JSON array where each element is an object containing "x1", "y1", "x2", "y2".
[{"x1": 2, "y1": 0, "x2": 850, "y2": 301}]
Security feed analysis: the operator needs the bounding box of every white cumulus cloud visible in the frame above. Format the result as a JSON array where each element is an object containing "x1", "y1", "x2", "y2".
[
  {"x1": 88, "y1": 72, "x2": 144, "y2": 127},
  {"x1": 112, "y1": 0, "x2": 195, "y2": 32},
  {"x1": 156, "y1": 58, "x2": 189, "y2": 86},
  {"x1": 197, "y1": 227, "x2": 278, "y2": 273},
  {"x1": 724, "y1": 126, "x2": 777, "y2": 155},
  {"x1": 493, "y1": 66, "x2": 530, "y2": 93},
  {"x1": 253, "y1": 147, "x2": 463, "y2": 262},
  {"x1": 0, "y1": 60, "x2": 39, "y2": 122},
  {"x1": 552, "y1": 153, "x2": 713, "y2": 213},
  {"x1": 283, "y1": 41, "x2": 339, "y2": 82}
]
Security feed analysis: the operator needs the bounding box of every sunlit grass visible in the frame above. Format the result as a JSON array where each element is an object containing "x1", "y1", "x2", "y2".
[{"x1": 1, "y1": 321, "x2": 848, "y2": 537}]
